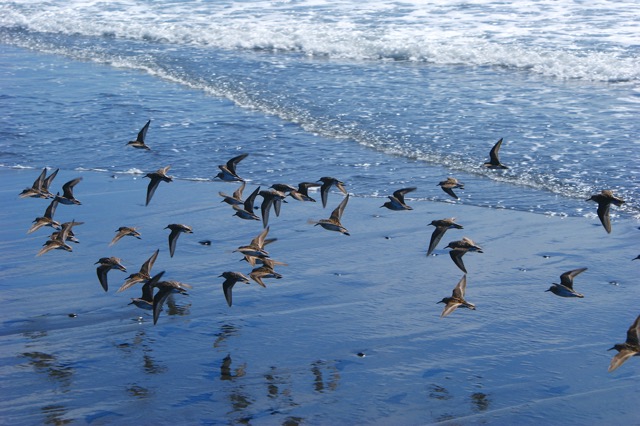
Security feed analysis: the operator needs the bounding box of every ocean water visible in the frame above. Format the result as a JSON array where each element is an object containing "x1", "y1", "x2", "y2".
[
  {"x1": 1, "y1": 1, "x2": 640, "y2": 425},
  {"x1": 1, "y1": 0, "x2": 639, "y2": 216}
]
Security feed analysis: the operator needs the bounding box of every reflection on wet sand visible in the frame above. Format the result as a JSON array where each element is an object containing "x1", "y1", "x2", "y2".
[
  {"x1": 311, "y1": 360, "x2": 340, "y2": 393},
  {"x1": 470, "y1": 392, "x2": 490, "y2": 412},
  {"x1": 19, "y1": 350, "x2": 74, "y2": 425},
  {"x1": 219, "y1": 354, "x2": 253, "y2": 425},
  {"x1": 428, "y1": 381, "x2": 492, "y2": 422},
  {"x1": 213, "y1": 323, "x2": 240, "y2": 349}
]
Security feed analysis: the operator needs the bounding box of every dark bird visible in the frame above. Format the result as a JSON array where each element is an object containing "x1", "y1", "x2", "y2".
[
  {"x1": 270, "y1": 183, "x2": 297, "y2": 193},
  {"x1": 110, "y1": 226, "x2": 142, "y2": 246},
  {"x1": 36, "y1": 220, "x2": 83, "y2": 256},
  {"x1": 446, "y1": 237, "x2": 483, "y2": 273},
  {"x1": 311, "y1": 194, "x2": 350, "y2": 235},
  {"x1": 545, "y1": 267, "x2": 588, "y2": 298},
  {"x1": 608, "y1": 314, "x2": 640, "y2": 372},
  {"x1": 438, "y1": 177, "x2": 464, "y2": 200},
  {"x1": 147, "y1": 271, "x2": 192, "y2": 325},
  {"x1": 216, "y1": 153, "x2": 248, "y2": 182},
  {"x1": 483, "y1": 138, "x2": 508, "y2": 169},
  {"x1": 381, "y1": 187, "x2": 416, "y2": 210},
  {"x1": 234, "y1": 226, "x2": 274, "y2": 260},
  {"x1": 118, "y1": 249, "x2": 160, "y2": 293},
  {"x1": 129, "y1": 279, "x2": 154, "y2": 310},
  {"x1": 55, "y1": 177, "x2": 82, "y2": 205},
  {"x1": 95, "y1": 257, "x2": 127, "y2": 292},
  {"x1": 220, "y1": 271, "x2": 250, "y2": 307},
  {"x1": 427, "y1": 218, "x2": 464, "y2": 256},
  {"x1": 587, "y1": 190, "x2": 625, "y2": 234},
  {"x1": 20, "y1": 168, "x2": 58, "y2": 199},
  {"x1": 438, "y1": 275, "x2": 476, "y2": 317},
  {"x1": 259, "y1": 189, "x2": 287, "y2": 228},
  {"x1": 232, "y1": 185, "x2": 261, "y2": 221},
  {"x1": 144, "y1": 165, "x2": 172, "y2": 206},
  {"x1": 249, "y1": 265, "x2": 282, "y2": 288},
  {"x1": 219, "y1": 181, "x2": 246, "y2": 206},
  {"x1": 318, "y1": 177, "x2": 347, "y2": 208},
  {"x1": 28, "y1": 197, "x2": 61, "y2": 234},
  {"x1": 165, "y1": 224, "x2": 193, "y2": 257},
  {"x1": 289, "y1": 182, "x2": 321, "y2": 202},
  {"x1": 126, "y1": 119, "x2": 151, "y2": 150}
]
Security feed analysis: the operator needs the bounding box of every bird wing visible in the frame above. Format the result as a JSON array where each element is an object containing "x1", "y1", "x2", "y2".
[
  {"x1": 441, "y1": 301, "x2": 461, "y2": 318},
  {"x1": 44, "y1": 197, "x2": 59, "y2": 219},
  {"x1": 137, "y1": 120, "x2": 151, "y2": 143},
  {"x1": 146, "y1": 177, "x2": 161, "y2": 206},
  {"x1": 141, "y1": 249, "x2": 160, "y2": 276},
  {"x1": 449, "y1": 249, "x2": 468, "y2": 273},
  {"x1": 489, "y1": 138, "x2": 503, "y2": 164},
  {"x1": 96, "y1": 265, "x2": 110, "y2": 292},
  {"x1": 452, "y1": 275, "x2": 467, "y2": 298},
  {"x1": 608, "y1": 349, "x2": 637, "y2": 373},
  {"x1": 596, "y1": 201, "x2": 612, "y2": 233},
  {"x1": 626, "y1": 315, "x2": 640, "y2": 346},
  {"x1": 330, "y1": 194, "x2": 350, "y2": 221},
  {"x1": 559, "y1": 267, "x2": 587, "y2": 289},
  {"x1": 393, "y1": 187, "x2": 417, "y2": 204},
  {"x1": 427, "y1": 226, "x2": 447, "y2": 256},
  {"x1": 168, "y1": 229, "x2": 180, "y2": 258},
  {"x1": 152, "y1": 288, "x2": 173, "y2": 325},
  {"x1": 62, "y1": 177, "x2": 82, "y2": 199},
  {"x1": 226, "y1": 153, "x2": 248, "y2": 174},
  {"x1": 42, "y1": 168, "x2": 59, "y2": 192},
  {"x1": 244, "y1": 186, "x2": 260, "y2": 211}
]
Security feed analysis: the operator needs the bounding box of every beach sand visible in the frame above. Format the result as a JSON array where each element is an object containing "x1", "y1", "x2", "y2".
[{"x1": 1, "y1": 167, "x2": 639, "y2": 425}]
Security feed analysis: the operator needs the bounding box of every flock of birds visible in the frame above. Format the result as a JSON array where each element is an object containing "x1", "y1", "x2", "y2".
[{"x1": 19, "y1": 120, "x2": 639, "y2": 373}]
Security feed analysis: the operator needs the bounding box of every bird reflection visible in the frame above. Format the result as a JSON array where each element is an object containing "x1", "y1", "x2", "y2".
[
  {"x1": 42, "y1": 404, "x2": 72, "y2": 426},
  {"x1": 213, "y1": 324, "x2": 240, "y2": 349},
  {"x1": 20, "y1": 351, "x2": 73, "y2": 387},
  {"x1": 310, "y1": 360, "x2": 340, "y2": 393},
  {"x1": 220, "y1": 354, "x2": 246, "y2": 381},
  {"x1": 470, "y1": 392, "x2": 491, "y2": 412}
]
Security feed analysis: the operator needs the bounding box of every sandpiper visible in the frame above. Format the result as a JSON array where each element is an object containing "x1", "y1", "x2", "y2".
[
  {"x1": 109, "y1": 226, "x2": 142, "y2": 246},
  {"x1": 608, "y1": 314, "x2": 640, "y2": 372},
  {"x1": 28, "y1": 197, "x2": 61, "y2": 234},
  {"x1": 249, "y1": 265, "x2": 282, "y2": 288},
  {"x1": 126, "y1": 119, "x2": 151, "y2": 150},
  {"x1": 232, "y1": 186, "x2": 261, "y2": 221},
  {"x1": 545, "y1": 267, "x2": 588, "y2": 298},
  {"x1": 289, "y1": 182, "x2": 321, "y2": 202},
  {"x1": 36, "y1": 220, "x2": 83, "y2": 256},
  {"x1": 259, "y1": 189, "x2": 287, "y2": 228},
  {"x1": 148, "y1": 271, "x2": 192, "y2": 325},
  {"x1": 587, "y1": 190, "x2": 625, "y2": 234},
  {"x1": 220, "y1": 271, "x2": 250, "y2": 307},
  {"x1": 438, "y1": 177, "x2": 464, "y2": 200},
  {"x1": 216, "y1": 153, "x2": 248, "y2": 182},
  {"x1": 55, "y1": 177, "x2": 82, "y2": 205},
  {"x1": 95, "y1": 257, "x2": 127, "y2": 292},
  {"x1": 118, "y1": 249, "x2": 160, "y2": 292},
  {"x1": 483, "y1": 138, "x2": 508, "y2": 169},
  {"x1": 165, "y1": 224, "x2": 193, "y2": 258},
  {"x1": 438, "y1": 275, "x2": 476, "y2": 317},
  {"x1": 129, "y1": 280, "x2": 154, "y2": 310},
  {"x1": 145, "y1": 165, "x2": 172, "y2": 206},
  {"x1": 19, "y1": 168, "x2": 47, "y2": 199},
  {"x1": 427, "y1": 218, "x2": 464, "y2": 256},
  {"x1": 234, "y1": 226, "x2": 273, "y2": 260},
  {"x1": 311, "y1": 194, "x2": 350, "y2": 235},
  {"x1": 446, "y1": 237, "x2": 483, "y2": 273},
  {"x1": 381, "y1": 187, "x2": 416, "y2": 210},
  {"x1": 318, "y1": 177, "x2": 347, "y2": 208},
  {"x1": 219, "y1": 181, "x2": 246, "y2": 206}
]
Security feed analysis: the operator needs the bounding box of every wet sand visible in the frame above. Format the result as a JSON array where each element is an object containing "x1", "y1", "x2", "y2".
[{"x1": 1, "y1": 167, "x2": 639, "y2": 425}]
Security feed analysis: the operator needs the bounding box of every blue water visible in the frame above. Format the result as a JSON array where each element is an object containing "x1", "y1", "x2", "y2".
[{"x1": 1, "y1": 1, "x2": 640, "y2": 424}]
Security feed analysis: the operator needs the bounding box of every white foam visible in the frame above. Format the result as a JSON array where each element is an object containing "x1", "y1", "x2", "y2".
[{"x1": 2, "y1": 0, "x2": 638, "y2": 82}]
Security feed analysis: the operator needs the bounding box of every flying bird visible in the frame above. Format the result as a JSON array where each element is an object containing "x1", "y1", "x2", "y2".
[
  {"x1": 220, "y1": 271, "x2": 251, "y2": 307},
  {"x1": 126, "y1": 119, "x2": 152, "y2": 150},
  {"x1": 483, "y1": 138, "x2": 508, "y2": 169},
  {"x1": 55, "y1": 177, "x2": 83, "y2": 205},
  {"x1": 545, "y1": 267, "x2": 588, "y2": 298},
  {"x1": 28, "y1": 197, "x2": 61, "y2": 234},
  {"x1": 427, "y1": 218, "x2": 464, "y2": 256},
  {"x1": 587, "y1": 190, "x2": 625, "y2": 233},
  {"x1": 289, "y1": 182, "x2": 321, "y2": 202},
  {"x1": 165, "y1": 224, "x2": 193, "y2": 257},
  {"x1": 219, "y1": 181, "x2": 246, "y2": 206},
  {"x1": 118, "y1": 249, "x2": 160, "y2": 293},
  {"x1": 438, "y1": 275, "x2": 476, "y2": 317},
  {"x1": 608, "y1": 314, "x2": 640, "y2": 372},
  {"x1": 311, "y1": 194, "x2": 350, "y2": 235},
  {"x1": 145, "y1": 165, "x2": 173, "y2": 206},
  {"x1": 95, "y1": 257, "x2": 127, "y2": 292},
  {"x1": 381, "y1": 187, "x2": 416, "y2": 211},
  {"x1": 232, "y1": 186, "x2": 261, "y2": 221},
  {"x1": 109, "y1": 226, "x2": 142, "y2": 246},
  {"x1": 438, "y1": 177, "x2": 464, "y2": 200},
  {"x1": 446, "y1": 237, "x2": 483, "y2": 273},
  {"x1": 216, "y1": 153, "x2": 248, "y2": 182},
  {"x1": 318, "y1": 177, "x2": 347, "y2": 208}
]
